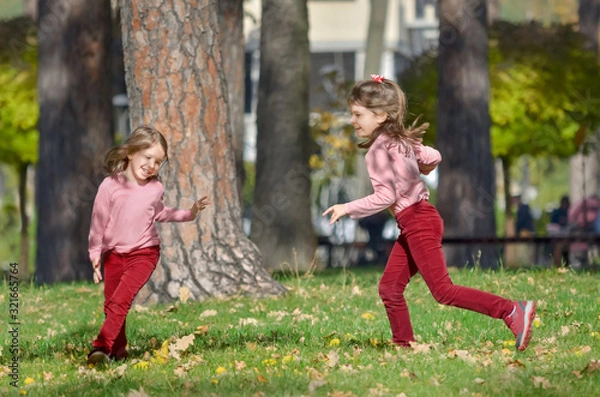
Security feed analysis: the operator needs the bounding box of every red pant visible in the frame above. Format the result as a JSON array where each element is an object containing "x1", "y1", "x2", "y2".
[
  {"x1": 379, "y1": 200, "x2": 513, "y2": 346},
  {"x1": 92, "y1": 246, "x2": 160, "y2": 356}
]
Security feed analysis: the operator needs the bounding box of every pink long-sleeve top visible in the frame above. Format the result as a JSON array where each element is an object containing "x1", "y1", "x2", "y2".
[
  {"x1": 344, "y1": 134, "x2": 442, "y2": 219},
  {"x1": 88, "y1": 173, "x2": 195, "y2": 262}
]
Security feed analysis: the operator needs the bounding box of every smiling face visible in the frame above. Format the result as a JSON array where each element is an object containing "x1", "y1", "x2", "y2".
[
  {"x1": 349, "y1": 103, "x2": 387, "y2": 139},
  {"x1": 124, "y1": 142, "x2": 166, "y2": 185}
]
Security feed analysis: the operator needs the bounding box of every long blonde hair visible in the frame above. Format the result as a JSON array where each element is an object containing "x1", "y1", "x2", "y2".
[
  {"x1": 104, "y1": 126, "x2": 168, "y2": 179},
  {"x1": 348, "y1": 78, "x2": 429, "y2": 150}
]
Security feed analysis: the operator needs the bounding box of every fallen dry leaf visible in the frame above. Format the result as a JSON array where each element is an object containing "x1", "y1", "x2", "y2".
[
  {"x1": 532, "y1": 376, "x2": 551, "y2": 389},
  {"x1": 179, "y1": 287, "x2": 190, "y2": 304}
]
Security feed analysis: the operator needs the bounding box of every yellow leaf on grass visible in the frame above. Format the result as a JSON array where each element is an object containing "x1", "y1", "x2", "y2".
[
  {"x1": 361, "y1": 312, "x2": 375, "y2": 320},
  {"x1": 133, "y1": 361, "x2": 149, "y2": 370}
]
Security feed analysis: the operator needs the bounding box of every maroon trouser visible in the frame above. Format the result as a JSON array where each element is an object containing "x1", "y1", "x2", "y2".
[
  {"x1": 92, "y1": 246, "x2": 160, "y2": 356},
  {"x1": 379, "y1": 200, "x2": 514, "y2": 346}
]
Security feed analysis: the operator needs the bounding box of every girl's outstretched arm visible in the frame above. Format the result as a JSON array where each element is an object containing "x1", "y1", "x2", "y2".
[{"x1": 190, "y1": 196, "x2": 210, "y2": 219}]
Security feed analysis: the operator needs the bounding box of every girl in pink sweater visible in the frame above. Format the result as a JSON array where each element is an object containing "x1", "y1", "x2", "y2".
[
  {"x1": 87, "y1": 126, "x2": 209, "y2": 365},
  {"x1": 323, "y1": 76, "x2": 535, "y2": 351}
]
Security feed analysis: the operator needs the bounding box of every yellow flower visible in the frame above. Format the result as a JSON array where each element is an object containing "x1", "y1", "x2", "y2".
[
  {"x1": 370, "y1": 338, "x2": 379, "y2": 347},
  {"x1": 362, "y1": 312, "x2": 375, "y2": 320},
  {"x1": 24, "y1": 378, "x2": 35, "y2": 385},
  {"x1": 211, "y1": 378, "x2": 219, "y2": 384},
  {"x1": 533, "y1": 318, "x2": 541, "y2": 327},
  {"x1": 503, "y1": 340, "x2": 516, "y2": 347},
  {"x1": 262, "y1": 358, "x2": 277, "y2": 366},
  {"x1": 216, "y1": 366, "x2": 227, "y2": 374},
  {"x1": 282, "y1": 355, "x2": 294, "y2": 364},
  {"x1": 329, "y1": 338, "x2": 341, "y2": 347}
]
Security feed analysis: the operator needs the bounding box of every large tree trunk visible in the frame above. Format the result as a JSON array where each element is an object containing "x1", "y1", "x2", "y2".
[
  {"x1": 120, "y1": 0, "x2": 285, "y2": 303},
  {"x1": 570, "y1": 0, "x2": 600, "y2": 204},
  {"x1": 436, "y1": 0, "x2": 497, "y2": 268},
  {"x1": 36, "y1": 0, "x2": 113, "y2": 283},
  {"x1": 218, "y1": 0, "x2": 246, "y2": 208},
  {"x1": 251, "y1": 0, "x2": 317, "y2": 272}
]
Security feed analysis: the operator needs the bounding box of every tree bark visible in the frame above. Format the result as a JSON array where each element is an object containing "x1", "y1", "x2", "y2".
[
  {"x1": 436, "y1": 0, "x2": 498, "y2": 268},
  {"x1": 251, "y1": 0, "x2": 317, "y2": 272},
  {"x1": 120, "y1": 0, "x2": 285, "y2": 303},
  {"x1": 218, "y1": 0, "x2": 246, "y2": 208},
  {"x1": 36, "y1": 0, "x2": 113, "y2": 283}
]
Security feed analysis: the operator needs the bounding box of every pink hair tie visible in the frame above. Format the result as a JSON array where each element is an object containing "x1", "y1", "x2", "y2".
[{"x1": 370, "y1": 74, "x2": 385, "y2": 83}]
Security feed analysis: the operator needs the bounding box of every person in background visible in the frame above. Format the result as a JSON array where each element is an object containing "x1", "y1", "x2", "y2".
[
  {"x1": 514, "y1": 195, "x2": 535, "y2": 237},
  {"x1": 547, "y1": 195, "x2": 570, "y2": 266},
  {"x1": 568, "y1": 194, "x2": 600, "y2": 268}
]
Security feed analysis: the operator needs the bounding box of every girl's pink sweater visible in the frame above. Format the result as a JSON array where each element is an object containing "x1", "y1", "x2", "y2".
[
  {"x1": 88, "y1": 174, "x2": 194, "y2": 262},
  {"x1": 345, "y1": 134, "x2": 442, "y2": 219}
]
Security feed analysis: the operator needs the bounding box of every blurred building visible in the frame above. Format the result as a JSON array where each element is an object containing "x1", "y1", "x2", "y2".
[{"x1": 242, "y1": 0, "x2": 439, "y2": 161}]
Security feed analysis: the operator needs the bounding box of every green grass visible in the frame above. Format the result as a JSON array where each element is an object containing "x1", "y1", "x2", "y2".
[{"x1": 2, "y1": 265, "x2": 600, "y2": 396}]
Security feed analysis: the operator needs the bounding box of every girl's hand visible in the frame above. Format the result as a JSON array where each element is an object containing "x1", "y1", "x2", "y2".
[
  {"x1": 92, "y1": 258, "x2": 102, "y2": 284},
  {"x1": 192, "y1": 196, "x2": 211, "y2": 218},
  {"x1": 323, "y1": 204, "x2": 347, "y2": 225}
]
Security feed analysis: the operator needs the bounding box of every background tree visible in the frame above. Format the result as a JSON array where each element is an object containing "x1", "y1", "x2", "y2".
[
  {"x1": 436, "y1": 0, "x2": 497, "y2": 267},
  {"x1": 569, "y1": 0, "x2": 599, "y2": 204},
  {"x1": 0, "y1": 17, "x2": 37, "y2": 279},
  {"x1": 120, "y1": 0, "x2": 285, "y2": 303},
  {"x1": 251, "y1": 0, "x2": 317, "y2": 272},
  {"x1": 36, "y1": 0, "x2": 113, "y2": 283},
  {"x1": 353, "y1": 0, "x2": 389, "y2": 213},
  {"x1": 219, "y1": 0, "x2": 246, "y2": 207}
]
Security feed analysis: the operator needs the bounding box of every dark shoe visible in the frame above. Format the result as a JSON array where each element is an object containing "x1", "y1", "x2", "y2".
[
  {"x1": 504, "y1": 301, "x2": 536, "y2": 351},
  {"x1": 86, "y1": 348, "x2": 110, "y2": 366},
  {"x1": 110, "y1": 350, "x2": 129, "y2": 362}
]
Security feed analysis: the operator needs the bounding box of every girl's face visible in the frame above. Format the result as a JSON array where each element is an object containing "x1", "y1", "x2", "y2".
[
  {"x1": 124, "y1": 142, "x2": 166, "y2": 185},
  {"x1": 349, "y1": 103, "x2": 387, "y2": 139}
]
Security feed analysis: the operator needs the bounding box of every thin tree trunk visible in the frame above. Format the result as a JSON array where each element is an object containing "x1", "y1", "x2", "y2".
[
  {"x1": 436, "y1": 0, "x2": 497, "y2": 268},
  {"x1": 570, "y1": 0, "x2": 600, "y2": 205},
  {"x1": 487, "y1": 0, "x2": 500, "y2": 26},
  {"x1": 219, "y1": 0, "x2": 246, "y2": 209},
  {"x1": 18, "y1": 163, "x2": 29, "y2": 280},
  {"x1": 23, "y1": 0, "x2": 37, "y2": 21},
  {"x1": 364, "y1": 0, "x2": 388, "y2": 76},
  {"x1": 120, "y1": 0, "x2": 285, "y2": 303},
  {"x1": 354, "y1": 0, "x2": 389, "y2": 209},
  {"x1": 36, "y1": 0, "x2": 113, "y2": 283},
  {"x1": 251, "y1": 0, "x2": 317, "y2": 272}
]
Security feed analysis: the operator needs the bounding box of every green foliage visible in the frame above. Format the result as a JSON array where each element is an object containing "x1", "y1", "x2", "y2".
[
  {"x1": 400, "y1": 22, "x2": 600, "y2": 163},
  {"x1": 0, "y1": 17, "x2": 38, "y2": 168}
]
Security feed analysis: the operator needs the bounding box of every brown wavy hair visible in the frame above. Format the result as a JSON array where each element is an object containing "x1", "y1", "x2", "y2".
[
  {"x1": 103, "y1": 126, "x2": 168, "y2": 179},
  {"x1": 348, "y1": 78, "x2": 429, "y2": 151}
]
